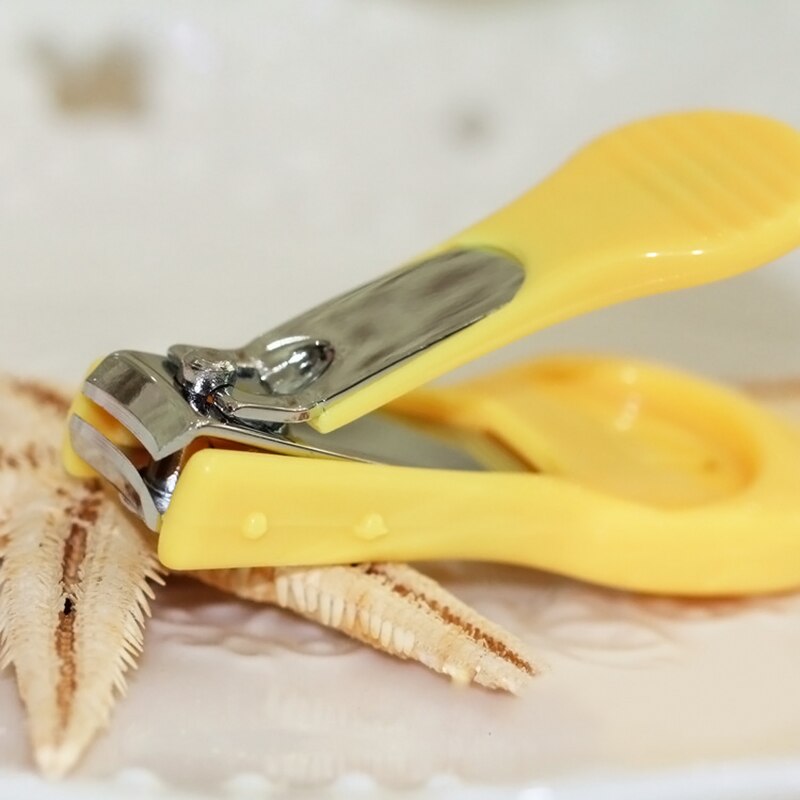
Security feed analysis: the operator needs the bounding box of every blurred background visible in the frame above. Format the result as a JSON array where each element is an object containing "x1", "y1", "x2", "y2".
[{"x1": 3, "y1": 0, "x2": 800, "y2": 387}]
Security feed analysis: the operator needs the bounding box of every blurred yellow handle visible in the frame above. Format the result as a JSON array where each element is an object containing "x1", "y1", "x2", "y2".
[{"x1": 317, "y1": 111, "x2": 800, "y2": 432}]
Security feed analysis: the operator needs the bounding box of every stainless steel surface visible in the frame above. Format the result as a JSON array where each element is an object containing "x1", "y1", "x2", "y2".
[
  {"x1": 82, "y1": 350, "x2": 381, "y2": 460},
  {"x1": 170, "y1": 346, "x2": 238, "y2": 398},
  {"x1": 77, "y1": 346, "x2": 514, "y2": 528},
  {"x1": 216, "y1": 247, "x2": 524, "y2": 424},
  {"x1": 292, "y1": 412, "x2": 492, "y2": 473},
  {"x1": 69, "y1": 415, "x2": 162, "y2": 530},
  {"x1": 84, "y1": 349, "x2": 481, "y2": 467},
  {"x1": 245, "y1": 336, "x2": 335, "y2": 396},
  {"x1": 84, "y1": 350, "x2": 204, "y2": 459},
  {"x1": 74, "y1": 245, "x2": 525, "y2": 525},
  {"x1": 70, "y1": 394, "x2": 507, "y2": 529}
]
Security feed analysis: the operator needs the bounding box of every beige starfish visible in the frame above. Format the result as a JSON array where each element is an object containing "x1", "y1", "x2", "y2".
[
  {"x1": 195, "y1": 563, "x2": 536, "y2": 692},
  {"x1": 0, "y1": 378, "x2": 165, "y2": 777},
  {"x1": 0, "y1": 375, "x2": 537, "y2": 777}
]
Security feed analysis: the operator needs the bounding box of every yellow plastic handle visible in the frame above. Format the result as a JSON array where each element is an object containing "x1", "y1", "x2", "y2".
[
  {"x1": 159, "y1": 356, "x2": 800, "y2": 596},
  {"x1": 317, "y1": 111, "x2": 800, "y2": 432}
]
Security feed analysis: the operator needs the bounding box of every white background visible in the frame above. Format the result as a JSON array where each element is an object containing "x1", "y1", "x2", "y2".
[{"x1": 2, "y1": 0, "x2": 800, "y2": 385}]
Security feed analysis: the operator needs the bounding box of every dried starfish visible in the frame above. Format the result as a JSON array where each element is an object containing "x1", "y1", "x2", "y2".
[
  {"x1": 195, "y1": 563, "x2": 536, "y2": 692},
  {"x1": 0, "y1": 476, "x2": 163, "y2": 778},
  {"x1": 0, "y1": 378, "x2": 165, "y2": 777},
  {"x1": 0, "y1": 374, "x2": 537, "y2": 777}
]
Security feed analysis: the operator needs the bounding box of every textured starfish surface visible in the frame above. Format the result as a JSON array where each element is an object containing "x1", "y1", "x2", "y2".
[
  {"x1": 0, "y1": 375, "x2": 537, "y2": 777},
  {"x1": 0, "y1": 379, "x2": 165, "y2": 777},
  {"x1": 195, "y1": 563, "x2": 536, "y2": 692}
]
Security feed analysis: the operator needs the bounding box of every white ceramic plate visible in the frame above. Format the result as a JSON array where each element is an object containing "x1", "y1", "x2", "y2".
[{"x1": 2, "y1": 2, "x2": 800, "y2": 797}]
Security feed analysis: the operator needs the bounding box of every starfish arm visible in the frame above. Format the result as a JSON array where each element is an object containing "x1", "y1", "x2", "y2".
[
  {"x1": 0, "y1": 476, "x2": 164, "y2": 777},
  {"x1": 0, "y1": 378, "x2": 165, "y2": 777},
  {"x1": 192, "y1": 563, "x2": 539, "y2": 693}
]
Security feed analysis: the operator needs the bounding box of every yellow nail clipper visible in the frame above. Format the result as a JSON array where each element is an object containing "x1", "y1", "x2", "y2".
[{"x1": 64, "y1": 111, "x2": 800, "y2": 596}]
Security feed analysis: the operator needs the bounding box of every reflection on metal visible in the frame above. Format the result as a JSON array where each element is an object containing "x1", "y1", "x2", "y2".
[
  {"x1": 220, "y1": 248, "x2": 525, "y2": 425},
  {"x1": 31, "y1": 40, "x2": 146, "y2": 116},
  {"x1": 74, "y1": 246, "x2": 526, "y2": 529}
]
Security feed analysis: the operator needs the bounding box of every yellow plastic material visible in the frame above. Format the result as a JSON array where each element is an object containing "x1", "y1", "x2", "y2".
[
  {"x1": 314, "y1": 111, "x2": 800, "y2": 433},
  {"x1": 159, "y1": 355, "x2": 800, "y2": 596},
  {"x1": 64, "y1": 110, "x2": 800, "y2": 596}
]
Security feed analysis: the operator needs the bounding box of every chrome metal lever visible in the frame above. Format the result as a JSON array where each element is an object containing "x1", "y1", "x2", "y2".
[{"x1": 168, "y1": 247, "x2": 524, "y2": 426}]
